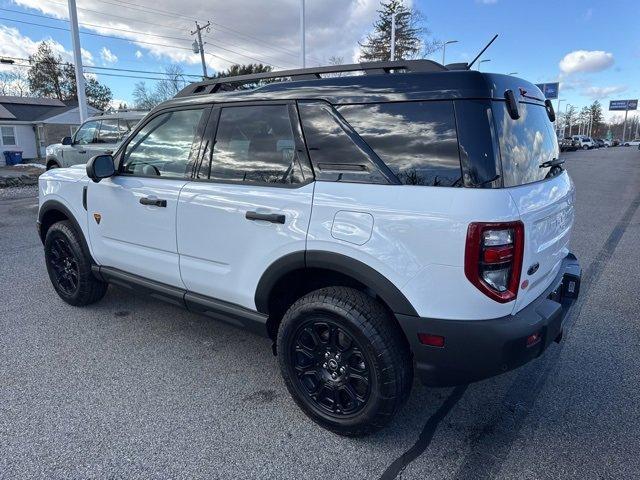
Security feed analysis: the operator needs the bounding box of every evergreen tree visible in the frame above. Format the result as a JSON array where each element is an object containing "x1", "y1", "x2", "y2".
[
  {"x1": 358, "y1": 0, "x2": 437, "y2": 62},
  {"x1": 27, "y1": 42, "x2": 112, "y2": 110},
  {"x1": 589, "y1": 100, "x2": 604, "y2": 137}
]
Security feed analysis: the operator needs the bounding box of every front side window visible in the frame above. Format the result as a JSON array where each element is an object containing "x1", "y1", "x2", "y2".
[
  {"x1": 206, "y1": 105, "x2": 306, "y2": 184},
  {"x1": 339, "y1": 101, "x2": 462, "y2": 186},
  {"x1": 96, "y1": 119, "x2": 120, "y2": 143},
  {"x1": 73, "y1": 121, "x2": 99, "y2": 145},
  {"x1": 121, "y1": 108, "x2": 205, "y2": 178},
  {"x1": 1, "y1": 126, "x2": 16, "y2": 145}
]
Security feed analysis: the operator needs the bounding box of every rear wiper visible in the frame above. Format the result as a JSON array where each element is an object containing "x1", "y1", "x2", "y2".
[
  {"x1": 539, "y1": 158, "x2": 564, "y2": 169},
  {"x1": 469, "y1": 174, "x2": 500, "y2": 187}
]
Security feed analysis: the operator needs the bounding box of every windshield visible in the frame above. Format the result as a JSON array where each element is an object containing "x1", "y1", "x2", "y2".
[{"x1": 492, "y1": 101, "x2": 559, "y2": 187}]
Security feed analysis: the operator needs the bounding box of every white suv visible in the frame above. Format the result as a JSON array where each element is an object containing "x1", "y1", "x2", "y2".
[
  {"x1": 45, "y1": 111, "x2": 146, "y2": 170},
  {"x1": 37, "y1": 62, "x2": 581, "y2": 435},
  {"x1": 572, "y1": 135, "x2": 594, "y2": 149}
]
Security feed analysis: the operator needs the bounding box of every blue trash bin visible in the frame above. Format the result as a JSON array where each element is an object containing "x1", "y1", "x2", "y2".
[{"x1": 3, "y1": 151, "x2": 23, "y2": 165}]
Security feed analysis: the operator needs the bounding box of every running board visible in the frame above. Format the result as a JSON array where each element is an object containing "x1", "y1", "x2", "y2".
[{"x1": 92, "y1": 265, "x2": 269, "y2": 337}]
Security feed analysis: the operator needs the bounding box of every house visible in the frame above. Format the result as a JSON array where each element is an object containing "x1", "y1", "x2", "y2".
[{"x1": 0, "y1": 96, "x2": 100, "y2": 161}]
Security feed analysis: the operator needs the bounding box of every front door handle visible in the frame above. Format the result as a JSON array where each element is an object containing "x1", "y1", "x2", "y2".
[
  {"x1": 78, "y1": 150, "x2": 87, "y2": 154},
  {"x1": 245, "y1": 211, "x2": 285, "y2": 224},
  {"x1": 140, "y1": 196, "x2": 167, "y2": 207}
]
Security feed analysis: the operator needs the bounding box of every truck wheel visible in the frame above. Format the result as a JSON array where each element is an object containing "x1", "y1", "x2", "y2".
[
  {"x1": 44, "y1": 220, "x2": 107, "y2": 306},
  {"x1": 46, "y1": 162, "x2": 60, "y2": 170},
  {"x1": 277, "y1": 287, "x2": 413, "y2": 436},
  {"x1": 582, "y1": 145, "x2": 589, "y2": 150}
]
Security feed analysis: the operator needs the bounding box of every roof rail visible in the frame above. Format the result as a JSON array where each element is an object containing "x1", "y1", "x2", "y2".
[{"x1": 175, "y1": 59, "x2": 448, "y2": 98}]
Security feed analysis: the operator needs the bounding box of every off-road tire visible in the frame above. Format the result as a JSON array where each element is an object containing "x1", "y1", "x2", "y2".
[
  {"x1": 277, "y1": 287, "x2": 413, "y2": 436},
  {"x1": 44, "y1": 220, "x2": 107, "y2": 306}
]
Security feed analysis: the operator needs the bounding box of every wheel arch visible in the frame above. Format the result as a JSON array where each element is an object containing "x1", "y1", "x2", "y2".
[
  {"x1": 45, "y1": 157, "x2": 61, "y2": 169},
  {"x1": 39, "y1": 200, "x2": 93, "y2": 263},
  {"x1": 256, "y1": 250, "x2": 418, "y2": 339}
]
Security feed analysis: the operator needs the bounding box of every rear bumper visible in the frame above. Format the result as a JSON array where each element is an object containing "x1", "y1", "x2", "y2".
[{"x1": 398, "y1": 254, "x2": 581, "y2": 387}]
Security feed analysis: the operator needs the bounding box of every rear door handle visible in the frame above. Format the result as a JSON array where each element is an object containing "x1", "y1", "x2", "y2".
[
  {"x1": 78, "y1": 150, "x2": 87, "y2": 154},
  {"x1": 245, "y1": 211, "x2": 285, "y2": 224},
  {"x1": 140, "y1": 196, "x2": 167, "y2": 207}
]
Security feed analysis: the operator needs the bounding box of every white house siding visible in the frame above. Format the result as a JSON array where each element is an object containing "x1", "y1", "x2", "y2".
[{"x1": 0, "y1": 123, "x2": 37, "y2": 160}]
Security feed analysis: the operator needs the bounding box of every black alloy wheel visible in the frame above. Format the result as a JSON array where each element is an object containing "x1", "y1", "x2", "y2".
[
  {"x1": 290, "y1": 318, "x2": 371, "y2": 417},
  {"x1": 48, "y1": 237, "x2": 79, "y2": 296}
]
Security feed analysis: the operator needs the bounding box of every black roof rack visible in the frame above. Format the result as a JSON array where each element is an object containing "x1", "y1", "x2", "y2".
[{"x1": 175, "y1": 59, "x2": 448, "y2": 98}]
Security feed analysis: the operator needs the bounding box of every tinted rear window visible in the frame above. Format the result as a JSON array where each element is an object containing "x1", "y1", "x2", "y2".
[
  {"x1": 492, "y1": 101, "x2": 558, "y2": 187},
  {"x1": 339, "y1": 101, "x2": 462, "y2": 186}
]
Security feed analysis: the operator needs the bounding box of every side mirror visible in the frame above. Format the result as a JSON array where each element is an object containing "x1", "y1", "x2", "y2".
[
  {"x1": 61, "y1": 136, "x2": 73, "y2": 145},
  {"x1": 86, "y1": 154, "x2": 115, "y2": 183}
]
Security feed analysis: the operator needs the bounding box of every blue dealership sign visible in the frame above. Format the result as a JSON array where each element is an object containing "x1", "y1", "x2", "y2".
[
  {"x1": 609, "y1": 99, "x2": 638, "y2": 111},
  {"x1": 535, "y1": 82, "x2": 559, "y2": 99}
]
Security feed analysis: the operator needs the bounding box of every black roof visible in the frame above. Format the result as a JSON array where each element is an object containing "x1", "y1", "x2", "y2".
[
  {"x1": 164, "y1": 61, "x2": 545, "y2": 111},
  {"x1": 0, "y1": 97, "x2": 92, "y2": 122}
]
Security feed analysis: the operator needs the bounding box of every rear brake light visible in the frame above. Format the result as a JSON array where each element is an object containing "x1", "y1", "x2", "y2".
[{"x1": 464, "y1": 221, "x2": 524, "y2": 303}]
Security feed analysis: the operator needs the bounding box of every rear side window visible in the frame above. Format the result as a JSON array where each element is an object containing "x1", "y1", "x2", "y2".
[
  {"x1": 206, "y1": 105, "x2": 307, "y2": 185},
  {"x1": 492, "y1": 101, "x2": 558, "y2": 187},
  {"x1": 96, "y1": 119, "x2": 120, "y2": 144},
  {"x1": 339, "y1": 101, "x2": 462, "y2": 186},
  {"x1": 297, "y1": 102, "x2": 391, "y2": 184}
]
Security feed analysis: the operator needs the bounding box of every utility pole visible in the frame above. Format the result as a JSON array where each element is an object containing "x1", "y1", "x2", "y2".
[
  {"x1": 67, "y1": 0, "x2": 88, "y2": 121},
  {"x1": 300, "y1": 0, "x2": 306, "y2": 68},
  {"x1": 191, "y1": 21, "x2": 210, "y2": 79}
]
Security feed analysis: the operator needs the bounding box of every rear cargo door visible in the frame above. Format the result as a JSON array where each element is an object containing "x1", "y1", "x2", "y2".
[{"x1": 492, "y1": 101, "x2": 575, "y2": 313}]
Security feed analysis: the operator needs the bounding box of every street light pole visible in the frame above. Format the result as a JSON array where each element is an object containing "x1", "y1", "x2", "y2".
[
  {"x1": 300, "y1": 0, "x2": 306, "y2": 68},
  {"x1": 441, "y1": 40, "x2": 458, "y2": 65},
  {"x1": 390, "y1": 11, "x2": 409, "y2": 61},
  {"x1": 67, "y1": 0, "x2": 88, "y2": 121}
]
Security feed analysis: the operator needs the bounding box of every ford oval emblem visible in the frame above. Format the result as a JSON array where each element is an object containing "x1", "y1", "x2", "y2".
[{"x1": 527, "y1": 262, "x2": 540, "y2": 276}]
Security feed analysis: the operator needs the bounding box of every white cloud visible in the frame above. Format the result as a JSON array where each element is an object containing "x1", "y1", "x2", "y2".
[
  {"x1": 135, "y1": 50, "x2": 143, "y2": 59},
  {"x1": 559, "y1": 50, "x2": 614, "y2": 74},
  {"x1": 100, "y1": 47, "x2": 118, "y2": 64},
  {"x1": 81, "y1": 48, "x2": 94, "y2": 66},
  {"x1": 12, "y1": 0, "x2": 386, "y2": 73},
  {"x1": 583, "y1": 85, "x2": 628, "y2": 99}
]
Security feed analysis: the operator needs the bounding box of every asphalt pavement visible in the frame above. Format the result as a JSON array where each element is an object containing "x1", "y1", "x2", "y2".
[{"x1": 1, "y1": 146, "x2": 639, "y2": 479}]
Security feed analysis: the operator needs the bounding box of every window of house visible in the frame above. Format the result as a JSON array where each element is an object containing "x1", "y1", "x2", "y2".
[
  {"x1": 121, "y1": 108, "x2": 205, "y2": 178},
  {"x1": 1, "y1": 126, "x2": 17, "y2": 146},
  {"x1": 206, "y1": 105, "x2": 306, "y2": 184}
]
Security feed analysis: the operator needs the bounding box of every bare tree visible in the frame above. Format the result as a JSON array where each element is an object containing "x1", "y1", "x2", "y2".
[
  {"x1": 133, "y1": 65, "x2": 188, "y2": 109},
  {"x1": 0, "y1": 70, "x2": 31, "y2": 96}
]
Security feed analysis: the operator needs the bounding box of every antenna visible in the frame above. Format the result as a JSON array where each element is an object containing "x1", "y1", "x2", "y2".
[{"x1": 467, "y1": 34, "x2": 498, "y2": 70}]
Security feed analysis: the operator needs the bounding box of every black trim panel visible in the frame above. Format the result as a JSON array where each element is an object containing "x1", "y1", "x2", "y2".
[
  {"x1": 38, "y1": 200, "x2": 92, "y2": 262},
  {"x1": 95, "y1": 266, "x2": 269, "y2": 336},
  {"x1": 254, "y1": 250, "x2": 418, "y2": 317}
]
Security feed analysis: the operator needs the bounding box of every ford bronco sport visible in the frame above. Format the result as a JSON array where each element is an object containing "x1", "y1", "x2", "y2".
[
  {"x1": 45, "y1": 110, "x2": 145, "y2": 170},
  {"x1": 37, "y1": 60, "x2": 581, "y2": 436}
]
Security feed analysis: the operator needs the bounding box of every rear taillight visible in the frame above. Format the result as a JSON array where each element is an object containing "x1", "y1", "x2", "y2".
[{"x1": 464, "y1": 221, "x2": 524, "y2": 303}]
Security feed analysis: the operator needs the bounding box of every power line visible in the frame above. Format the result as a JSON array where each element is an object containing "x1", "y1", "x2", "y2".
[
  {"x1": 0, "y1": 16, "x2": 243, "y2": 65},
  {"x1": 45, "y1": 0, "x2": 191, "y2": 33},
  {"x1": 0, "y1": 13, "x2": 284, "y2": 68},
  {"x1": 1, "y1": 55, "x2": 203, "y2": 78},
  {"x1": 2, "y1": 62, "x2": 177, "y2": 82},
  {"x1": 0, "y1": 7, "x2": 192, "y2": 43}
]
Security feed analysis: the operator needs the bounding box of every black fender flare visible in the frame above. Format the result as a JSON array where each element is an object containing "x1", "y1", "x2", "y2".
[
  {"x1": 38, "y1": 200, "x2": 93, "y2": 263},
  {"x1": 254, "y1": 250, "x2": 418, "y2": 317}
]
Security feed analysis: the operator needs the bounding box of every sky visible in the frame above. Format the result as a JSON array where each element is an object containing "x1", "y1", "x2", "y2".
[{"x1": 0, "y1": 0, "x2": 638, "y2": 123}]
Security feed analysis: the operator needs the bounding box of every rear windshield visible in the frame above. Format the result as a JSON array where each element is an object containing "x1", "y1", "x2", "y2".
[{"x1": 492, "y1": 101, "x2": 559, "y2": 187}]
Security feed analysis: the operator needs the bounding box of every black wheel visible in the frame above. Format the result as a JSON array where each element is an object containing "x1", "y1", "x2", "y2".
[
  {"x1": 277, "y1": 287, "x2": 412, "y2": 436},
  {"x1": 44, "y1": 221, "x2": 107, "y2": 306},
  {"x1": 46, "y1": 162, "x2": 59, "y2": 170}
]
